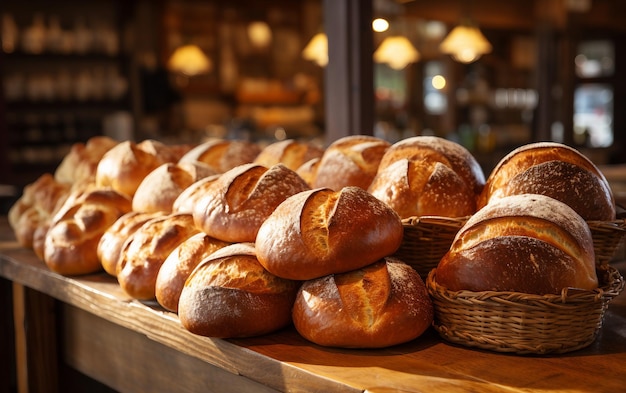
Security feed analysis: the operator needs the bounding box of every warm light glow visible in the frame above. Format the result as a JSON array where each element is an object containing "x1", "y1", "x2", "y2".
[
  {"x1": 374, "y1": 36, "x2": 420, "y2": 70},
  {"x1": 167, "y1": 44, "x2": 212, "y2": 76},
  {"x1": 372, "y1": 18, "x2": 390, "y2": 33},
  {"x1": 432, "y1": 75, "x2": 446, "y2": 90},
  {"x1": 302, "y1": 33, "x2": 328, "y2": 67},
  {"x1": 440, "y1": 23, "x2": 492, "y2": 64},
  {"x1": 248, "y1": 21, "x2": 272, "y2": 48}
]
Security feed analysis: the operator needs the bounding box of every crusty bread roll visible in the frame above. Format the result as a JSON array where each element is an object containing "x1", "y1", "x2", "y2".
[
  {"x1": 377, "y1": 136, "x2": 485, "y2": 197},
  {"x1": 193, "y1": 163, "x2": 310, "y2": 243},
  {"x1": 178, "y1": 242, "x2": 299, "y2": 338},
  {"x1": 95, "y1": 139, "x2": 178, "y2": 198},
  {"x1": 312, "y1": 135, "x2": 390, "y2": 191},
  {"x1": 97, "y1": 211, "x2": 164, "y2": 276},
  {"x1": 43, "y1": 188, "x2": 132, "y2": 275},
  {"x1": 8, "y1": 173, "x2": 71, "y2": 249},
  {"x1": 255, "y1": 186, "x2": 404, "y2": 280},
  {"x1": 178, "y1": 138, "x2": 261, "y2": 173},
  {"x1": 117, "y1": 213, "x2": 200, "y2": 300},
  {"x1": 155, "y1": 232, "x2": 230, "y2": 312},
  {"x1": 253, "y1": 139, "x2": 324, "y2": 171},
  {"x1": 295, "y1": 157, "x2": 320, "y2": 188},
  {"x1": 172, "y1": 175, "x2": 221, "y2": 214},
  {"x1": 54, "y1": 136, "x2": 119, "y2": 185},
  {"x1": 292, "y1": 257, "x2": 433, "y2": 348},
  {"x1": 368, "y1": 157, "x2": 476, "y2": 219},
  {"x1": 132, "y1": 162, "x2": 217, "y2": 213},
  {"x1": 478, "y1": 142, "x2": 615, "y2": 220},
  {"x1": 435, "y1": 194, "x2": 598, "y2": 294}
]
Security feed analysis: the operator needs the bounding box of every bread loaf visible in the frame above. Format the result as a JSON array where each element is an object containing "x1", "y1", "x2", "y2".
[
  {"x1": 368, "y1": 158, "x2": 476, "y2": 219},
  {"x1": 254, "y1": 139, "x2": 324, "y2": 171},
  {"x1": 313, "y1": 135, "x2": 390, "y2": 191},
  {"x1": 478, "y1": 142, "x2": 615, "y2": 220},
  {"x1": 255, "y1": 186, "x2": 404, "y2": 280},
  {"x1": 178, "y1": 138, "x2": 261, "y2": 173},
  {"x1": 292, "y1": 257, "x2": 433, "y2": 348},
  {"x1": 155, "y1": 232, "x2": 230, "y2": 312},
  {"x1": 132, "y1": 162, "x2": 217, "y2": 213},
  {"x1": 193, "y1": 163, "x2": 310, "y2": 243},
  {"x1": 172, "y1": 175, "x2": 221, "y2": 214},
  {"x1": 377, "y1": 136, "x2": 485, "y2": 197},
  {"x1": 117, "y1": 213, "x2": 200, "y2": 300},
  {"x1": 95, "y1": 139, "x2": 176, "y2": 198},
  {"x1": 435, "y1": 194, "x2": 598, "y2": 294},
  {"x1": 43, "y1": 188, "x2": 132, "y2": 275},
  {"x1": 295, "y1": 157, "x2": 320, "y2": 188},
  {"x1": 54, "y1": 136, "x2": 118, "y2": 185},
  {"x1": 178, "y1": 242, "x2": 299, "y2": 338},
  {"x1": 97, "y1": 211, "x2": 164, "y2": 276}
]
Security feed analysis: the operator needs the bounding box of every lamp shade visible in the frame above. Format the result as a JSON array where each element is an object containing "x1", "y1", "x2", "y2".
[
  {"x1": 302, "y1": 32, "x2": 328, "y2": 67},
  {"x1": 374, "y1": 36, "x2": 420, "y2": 70},
  {"x1": 440, "y1": 24, "x2": 492, "y2": 64},
  {"x1": 167, "y1": 44, "x2": 212, "y2": 76}
]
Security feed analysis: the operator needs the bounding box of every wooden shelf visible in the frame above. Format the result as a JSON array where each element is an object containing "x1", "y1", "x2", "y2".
[{"x1": 1, "y1": 217, "x2": 626, "y2": 393}]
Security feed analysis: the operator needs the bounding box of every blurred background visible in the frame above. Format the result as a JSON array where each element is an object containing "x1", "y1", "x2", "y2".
[{"x1": 1, "y1": 0, "x2": 625, "y2": 193}]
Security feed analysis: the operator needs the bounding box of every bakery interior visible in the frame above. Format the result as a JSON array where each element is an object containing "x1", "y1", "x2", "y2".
[{"x1": 2, "y1": 0, "x2": 626, "y2": 392}]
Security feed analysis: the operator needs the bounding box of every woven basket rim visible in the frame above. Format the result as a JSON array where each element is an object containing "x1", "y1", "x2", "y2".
[{"x1": 401, "y1": 215, "x2": 470, "y2": 227}]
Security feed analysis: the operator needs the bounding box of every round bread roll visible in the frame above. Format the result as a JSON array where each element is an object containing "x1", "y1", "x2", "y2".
[
  {"x1": 43, "y1": 188, "x2": 132, "y2": 275},
  {"x1": 255, "y1": 186, "x2": 404, "y2": 280},
  {"x1": 478, "y1": 142, "x2": 615, "y2": 220},
  {"x1": 132, "y1": 162, "x2": 217, "y2": 213},
  {"x1": 378, "y1": 136, "x2": 485, "y2": 197},
  {"x1": 97, "y1": 211, "x2": 164, "y2": 276},
  {"x1": 178, "y1": 138, "x2": 262, "y2": 173},
  {"x1": 254, "y1": 139, "x2": 324, "y2": 171},
  {"x1": 368, "y1": 158, "x2": 476, "y2": 219},
  {"x1": 8, "y1": 173, "x2": 71, "y2": 249},
  {"x1": 95, "y1": 139, "x2": 177, "y2": 198},
  {"x1": 178, "y1": 242, "x2": 299, "y2": 338},
  {"x1": 193, "y1": 163, "x2": 310, "y2": 243},
  {"x1": 155, "y1": 232, "x2": 230, "y2": 312},
  {"x1": 313, "y1": 135, "x2": 390, "y2": 191},
  {"x1": 54, "y1": 136, "x2": 118, "y2": 185},
  {"x1": 292, "y1": 257, "x2": 433, "y2": 348},
  {"x1": 117, "y1": 213, "x2": 200, "y2": 300},
  {"x1": 172, "y1": 174, "x2": 221, "y2": 214},
  {"x1": 435, "y1": 194, "x2": 598, "y2": 294}
]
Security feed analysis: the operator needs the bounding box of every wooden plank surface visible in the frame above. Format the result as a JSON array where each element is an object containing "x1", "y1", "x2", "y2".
[{"x1": 1, "y1": 217, "x2": 626, "y2": 393}]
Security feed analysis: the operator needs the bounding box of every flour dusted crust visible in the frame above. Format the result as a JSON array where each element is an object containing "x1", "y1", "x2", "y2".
[
  {"x1": 479, "y1": 142, "x2": 615, "y2": 220},
  {"x1": 292, "y1": 257, "x2": 433, "y2": 348},
  {"x1": 255, "y1": 186, "x2": 404, "y2": 280},
  {"x1": 436, "y1": 194, "x2": 598, "y2": 294},
  {"x1": 193, "y1": 163, "x2": 310, "y2": 243},
  {"x1": 313, "y1": 135, "x2": 391, "y2": 191},
  {"x1": 178, "y1": 242, "x2": 299, "y2": 338},
  {"x1": 368, "y1": 158, "x2": 475, "y2": 219}
]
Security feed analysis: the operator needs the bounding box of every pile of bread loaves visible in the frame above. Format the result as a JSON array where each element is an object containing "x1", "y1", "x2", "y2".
[{"x1": 8, "y1": 133, "x2": 616, "y2": 349}]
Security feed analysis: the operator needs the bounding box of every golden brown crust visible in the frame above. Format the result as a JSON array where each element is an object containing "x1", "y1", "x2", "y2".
[
  {"x1": 117, "y1": 213, "x2": 200, "y2": 300},
  {"x1": 178, "y1": 138, "x2": 262, "y2": 173},
  {"x1": 313, "y1": 135, "x2": 390, "y2": 191},
  {"x1": 54, "y1": 136, "x2": 119, "y2": 185},
  {"x1": 193, "y1": 163, "x2": 310, "y2": 243},
  {"x1": 155, "y1": 232, "x2": 230, "y2": 312},
  {"x1": 292, "y1": 258, "x2": 433, "y2": 348},
  {"x1": 178, "y1": 242, "x2": 299, "y2": 338},
  {"x1": 132, "y1": 162, "x2": 217, "y2": 213},
  {"x1": 97, "y1": 211, "x2": 165, "y2": 276},
  {"x1": 435, "y1": 194, "x2": 598, "y2": 294},
  {"x1": 172, "y1": 175, "x2": 221, "y2": 214},
  {"x1": 378, "y1": 136, "x2": 485, "y2": 197},
  {"x1": 368, "y1": 158, "x2": 476, "y2": 219},
  {"x1": 255, "y1": 186, "x2": 404, "y2": 280},
  {"x1": 479, "y1": 142, "x2": 615, "y2": 220},
  {"x1": 254, "y1": 139, "x2": 324, "y2": 171},
  {"x1": 43, "y1": 188, "x2": 132, "y2": 275}
]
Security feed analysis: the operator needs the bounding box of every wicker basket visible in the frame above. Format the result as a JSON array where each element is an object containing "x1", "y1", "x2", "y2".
[
  {"x1": 426, "y1": 264, "x2": 625, "y2": 355},
  {"x1": 393, "y1": 216, "x2": 468, "y2": 280},
  {"x1": 395, "y1": 217, "x2": 626, "y2": 280}
]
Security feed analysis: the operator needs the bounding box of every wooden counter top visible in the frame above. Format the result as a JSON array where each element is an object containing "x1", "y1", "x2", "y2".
[{"x1": 1, "y1": 216, "x2": 626, "y2": 393}]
